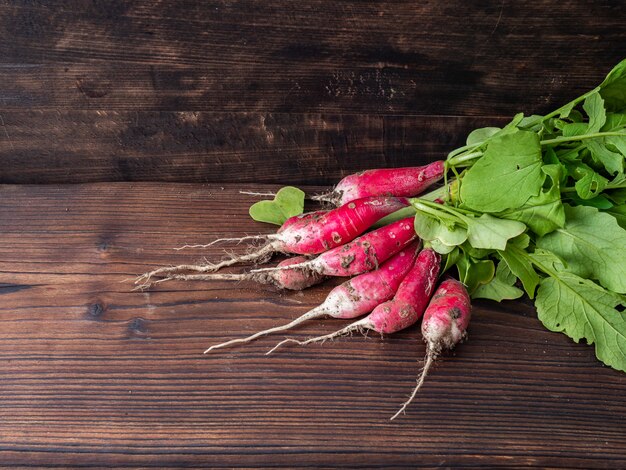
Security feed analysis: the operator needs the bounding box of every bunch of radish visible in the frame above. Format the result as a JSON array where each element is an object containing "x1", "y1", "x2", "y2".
[
  {"x1": 137, "y1": 161, "x2": 472, "y2": 419},
  {"x1": 136, "y1": 58, "x2": 626, "y2": 419}
]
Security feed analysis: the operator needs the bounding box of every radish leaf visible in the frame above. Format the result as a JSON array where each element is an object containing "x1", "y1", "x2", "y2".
[
  {"x1": 473, "y1": 260, "x2": 524, "y2": 301},
  {"x1": 460, "y1": 131, "x2": 544, "y2": 212},
  {"x1": 249, "y1": 186, "x2": 305, "y2": 226},
  {"x1": 535, "y1": 271, "x2": 626, "y2": 372},
  {"x1": 537, "y1": 205, "x2": 626, "y2": 294}
]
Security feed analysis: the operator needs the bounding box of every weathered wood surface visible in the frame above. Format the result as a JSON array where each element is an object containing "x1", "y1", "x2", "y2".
[
  {"x1": 1, "y1": 0, "x2": 625, "y2": 183},
  {"x1": 0, "y1": 183, "x2": 625, "y2": 468}
]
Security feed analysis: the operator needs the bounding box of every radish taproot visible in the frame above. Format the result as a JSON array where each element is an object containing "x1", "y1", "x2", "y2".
[
  {"x1": 268, "y1": 248, "x2": 441, "y2": 354},
  {"x1": 204, "y1": 241, "x2": 421, "y2": 352},
  {"x1": 391, "y1": 277, "x2": 471, "y2": 420},
  {"x1": 136, "y1": 196, "x2": 409, "y2": 286},
  {"x1": 314, "y1": 161, "x2": 445, "y2": 206},
  {"x1": 250, "y1": 217, "x2": 417, "y2": 278},
  {"x1": 137, "y1": 256, "x2": 326, "y2": 291}
]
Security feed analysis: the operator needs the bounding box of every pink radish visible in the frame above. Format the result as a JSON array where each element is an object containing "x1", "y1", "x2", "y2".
[
  {"x1": 136, "y1": 196, "x2": 409, "y2": 286},
  {"x1": 204, "y1": 241, "x2": 421, "y2": 352},
  {"x1": 268, "y1": 248, "x2": 441, "y2": 354},
  {"x1": 136, "y1": 256, "x2": 325, "y2": 291},
  {"x1": 314, "y1": 161, "x2": 445, "y2": 206},
  {"x1": 250, "y1": 217, "x2": 417, "y2": 278},
  {"x1": 391, "y1": 278, "x2": 471, "y2": 420}
]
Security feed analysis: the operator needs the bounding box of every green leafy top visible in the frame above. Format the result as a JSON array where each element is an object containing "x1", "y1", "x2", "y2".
[{"x1": 248, "y1": 186, "x2": 305, "y2": 225}]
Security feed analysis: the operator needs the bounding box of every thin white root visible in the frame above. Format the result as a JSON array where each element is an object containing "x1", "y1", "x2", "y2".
[
  {"x1": 204, "y1": 309, "x2": 323, "y2": 353},
  {"x1": 390, "y1": 351, "x2": 435, "y2": 421},
  {"x1": 174, "y1": 234, "x2": 275, "y2": 250},
  {"x1": 310, "y1": 192, "x2": 337, "y2": 205},
  {"x1": 135, "y1": 243, "x2": 277, "y2": 289},
  {"x1": 239, "y1": 191, "x2": 277, "y2": 197},
  {"x1": 207, "y1": 243, "x2": 277, "y2": 271},
  {"x1": 133, "y1": 273, "x2": 248, "y2": 290},
  {"x1": 135, "y1": 263, "x2": 221, "y2": 288},
  {"x1": 249, "y1": 260, "x2": 312, "y2": 274},
  {"x1": 266, "y1": 319, "x2": 370, "y2": 355}
]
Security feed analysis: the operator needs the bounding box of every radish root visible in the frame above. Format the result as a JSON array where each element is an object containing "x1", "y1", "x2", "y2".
[
  {"x1": 266, "y1": 319, "x2": 370, "y2": 355},
  {"x1": 390, "y1": 347, "x2": 436, "y2": 421},
  {"x1": 135, "y1": 243, "x2": 278, "y2": 289},
  {"x1": 310, "y1": 192, "x2": 338, "y2": 206},
  {"x1": 204, "y1": 309, "x2": 324, "y2": 353},
  {"x1": 174, "y1": 234, "x2": 275, "y2": 250},
  {"x1": 133, "y1": 272, "x2": 248, "y2": 290},
  {"x1": 239, "y1": 191, "x2": 277, "y2": 197}
]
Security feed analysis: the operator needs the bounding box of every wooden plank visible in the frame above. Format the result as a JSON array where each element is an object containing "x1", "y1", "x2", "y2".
[
  {"x1": 0, "y1": 182, "x2": 624, "y2": 467},
  {"x1": 0, "y1": 111, "x2": 505, "y2": 184},
  {"x1": 0, "y1": 1, "x2": 624, "y2": 115}
]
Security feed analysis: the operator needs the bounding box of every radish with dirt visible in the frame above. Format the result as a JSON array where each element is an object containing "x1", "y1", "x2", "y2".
[
  {"x1": 204, "y1": 241, "x2": 421, "y2": 352},
  {"x1": 138, "y1": 256, "x2": 326, "y2": 291},
  {"x1": 136, "y1": 195, "x2": 409, "y2": 287},
  {"x1": 267, "y1": 247, "x2": 442, "y2": 354},
  {"x1": 390, "y1": 277, "x2": 471, "y2": 420},
  {"x1": 314, "y1": 161, "x2": 445, "y2": 206}
]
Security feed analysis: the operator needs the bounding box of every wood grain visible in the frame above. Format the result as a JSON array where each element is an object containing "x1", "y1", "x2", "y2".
[
  {"x1": 1, "y1": 0, "x2": 625, "y2": 183},
  {"x1": 0, "y1": 183, "x2": 624, "y2": 468},
  {"x1": 0, "y1": 111, "x2": 506, "y2": 184}
]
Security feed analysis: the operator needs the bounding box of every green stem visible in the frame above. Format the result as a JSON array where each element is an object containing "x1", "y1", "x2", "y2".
[
  {"x1": 411, "y1": 200, "x2": 460, "y2": 223},
  {"x1": 535, "y1": 87, "x2": 600, "y2": 125},
  {"x1": 447, "y1": 151, "x2": 483, "y2": 167},
  {"x1": 562, "y1": 180, "x2": 626, "y2": 193},
  {"x1": 541, "y1": 131, "x2": 626, "y2": 146}
]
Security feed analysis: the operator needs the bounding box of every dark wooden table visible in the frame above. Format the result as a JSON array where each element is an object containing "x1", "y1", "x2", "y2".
[{"x1": 1, "y1": 1, "x2": 626, "y2": 467}]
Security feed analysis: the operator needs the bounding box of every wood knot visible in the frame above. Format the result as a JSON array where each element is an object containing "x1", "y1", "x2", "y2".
[
  {"x1": 87, "y1": 302, "x2": 105, "y2": 319},
  {"x1": 128, "y1": 317, "x2": 149, "y2": 338}
]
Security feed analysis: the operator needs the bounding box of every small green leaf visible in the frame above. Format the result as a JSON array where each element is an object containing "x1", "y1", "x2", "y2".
[
  {"x1": 430, "y1": 238, "x2": 458, "y2": 254},
  {"x1": 605, "y1": 134, "x2": 626, "y2": 157},
  {"x1": 460, "y1": 130, "x2": 544, "y2": 212},
  {"x1": 587, "y1": 139, "x2": 623, "y2": 175},
  {"x1": 456, "y1": 255, "x2": 495, "y2": 294},
  {"x1": 442, "y1": 247, "x2": 461, "y2": 273},
  {"x1": 567, "y1": 193, "x2": 614, "y2": 209},
  {"x1": 602, "y1": 113, "x2": 626, "y2": 132},
  {"x1": 535, "y1": 272, "x2": 626, "y2": 372},
  {"x1": 605, "y1": 204, "x2": 626, "y2": 229},
  {"x1": 465, "y1": 214, "x2": 526, "y2": 251},
  {"x1": 414, "y1": 211, "x2": 468, "y2": 248},
  {"x1": 537, "y1": 204, "x2": 626, "y2": 293},
  {"x1": 599, "y1": 58, "x2": 626, "y2": 112},
  {"x1": 583, "y1": 92, "x2": 607, "y2": 134},
  {"x1": 498, "y1": 243, "x2": 540, "y2": 299},
  {"x1": 574, "y1": 169, "x2": 609, "y2": 200},
  {"x1": 562, "y1": 122, "x2": 588, "y2": 137},
  {"x1": 497, "y1": 164, "x2": 565, "y2": 236},
  {"x1": 473, "y1": 260, "x2": 524, "y2": 301},
  {"x1": 466, "y1": 127, "x2": 501, "y2": 146},
  {"x1": 249, "y1": 186, "x2": 305, "y2": 225}
]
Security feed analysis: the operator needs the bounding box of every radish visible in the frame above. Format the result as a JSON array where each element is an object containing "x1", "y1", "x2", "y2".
[
  {"x1": 250, "y1": 217, "x2": 417, "y2": 278},
  {"x1": 391, "y1": 277, "x2": 471, "y2": 420},
  {"x1": 314, "y1": 161, "x2": 445, "y2": 206},
  {"x1": 204, "y1": 241, "x2": 421, "y2": 352},
  {"x1": 136, "y1": 196, "x2": 409, "y2": 286},
  {"x1": 267, "y1": 248, "x2": 441, "y2": 354},
  {"x1": 136, "y1": 256, "x2": 326, "y2": 291}
]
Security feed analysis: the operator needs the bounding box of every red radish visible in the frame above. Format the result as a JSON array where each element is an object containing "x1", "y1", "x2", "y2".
[
  {"x1": 250, "y1": 217, "x2": 417, "y2": 278},
  {"x1": 391, "y1": 278, "x2": 471, "y2": 420},
  {"x1": 204, "y1": 241, "x2": 421, "y2": 353},
  {"x1": 268, "y1": 248, "x2": 441, "y2": 354},
  {"x1": 136, "y1": 196, "x2": 409, "y2": 286},
  {"x1": 314, "y1": 161, "x2": 445, "y2": 206},
  {"x1": 135, "y1": 256, "x2": 325, "y2": 291}
]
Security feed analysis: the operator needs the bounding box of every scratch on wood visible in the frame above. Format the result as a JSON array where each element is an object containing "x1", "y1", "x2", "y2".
[{"x1": 0, "y1": 114, "x2": 14, "y2": 150}]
